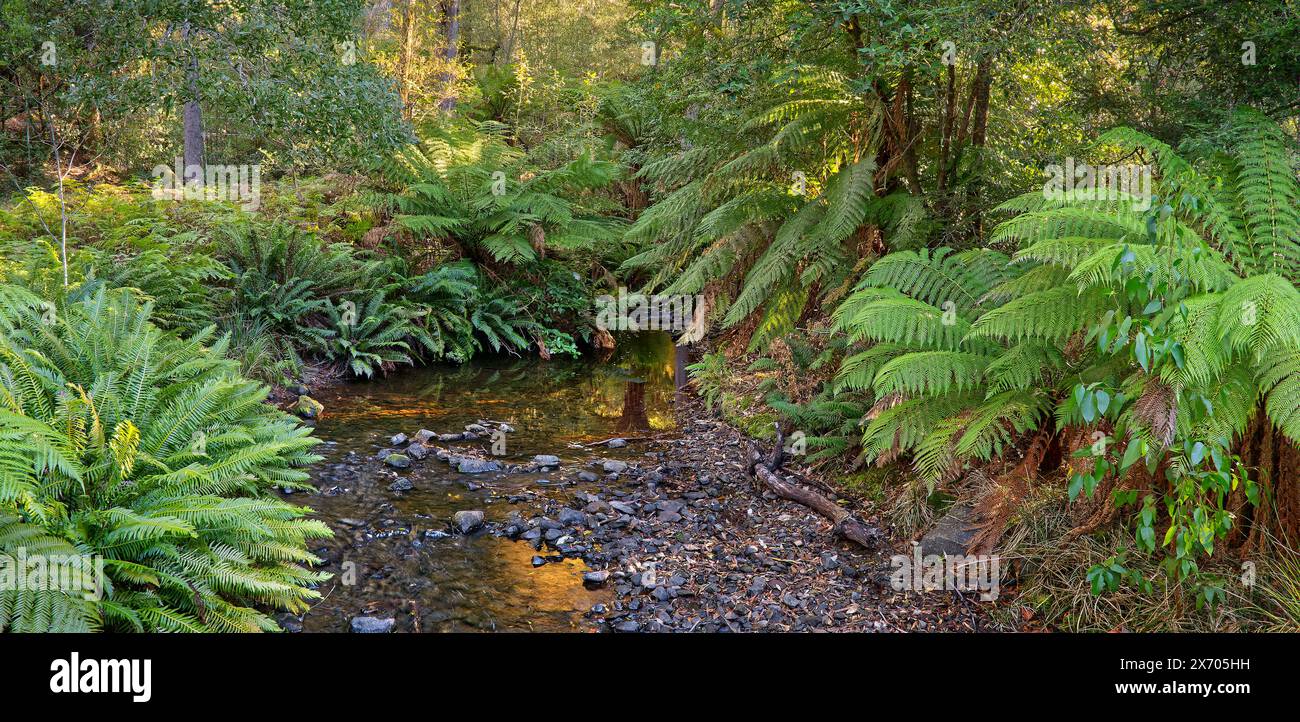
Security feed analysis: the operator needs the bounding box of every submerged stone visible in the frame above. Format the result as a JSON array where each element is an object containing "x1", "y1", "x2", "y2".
[
  {"x1": 350, "y1": 616, "x2": 394, "y2": 634},
  {"x1": 454, "y1": 510, "x2": 485, "y2": 534}
]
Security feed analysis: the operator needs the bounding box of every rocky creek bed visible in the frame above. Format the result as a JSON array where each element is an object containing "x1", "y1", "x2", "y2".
[{"x1": 281, "y1": 347, "x2": 1009, "y2": 633}]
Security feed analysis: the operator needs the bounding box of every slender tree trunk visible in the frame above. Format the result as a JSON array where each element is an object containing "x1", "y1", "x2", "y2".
[
  {"x1": 500, "y1": 0, "x2": 522, "y2": 66},
  {"x1": 966, "y1": 58, "x2": 993, "y2": 237},
  {"x1": 616, "y1": 380, "x2": 649, "y2": 433},
  {"x1": 438, "y1": 0, "x2": 461, "y2": 113},
  {"x1": 181, "y1": 21, "x2": 204, "y2": 176},
  {"x1": 969, "y1": 60, "x2": 992, "y2": 147},
  {"x1": 936, "y1": 62, "x2": 957, "y2": 195},
  {"x1": 398, "y1": 0, "x2": 416, "y2": 119},
  {"x1": 49, "y1": 119, "x2": 69, "y2": 287}
]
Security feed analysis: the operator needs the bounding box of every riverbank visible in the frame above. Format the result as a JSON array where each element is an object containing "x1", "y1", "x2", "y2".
[{"x1": 554, "y1": 399, "x2": 1012, "y2": 632}]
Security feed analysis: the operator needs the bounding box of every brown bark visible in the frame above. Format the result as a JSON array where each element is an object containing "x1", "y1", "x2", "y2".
[
  {"x1": 616, "y1": 380, "x2": 650, "y2": 433},
  {"x1": 751, "y1": 465, "x2": 882, "y2": 549},
  {"x1": 966, "y1": 58, "x2": 993, "y2": 237},
  {"x1": 747, "y1": 426, "x2": 882, "y2": 549},
  {"x1": 968, "y1": 60, "x2": 992, "y2": 147}
]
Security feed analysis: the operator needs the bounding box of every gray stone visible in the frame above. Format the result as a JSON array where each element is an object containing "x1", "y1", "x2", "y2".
[
  {"x1": 602, "y1": 460, "x2": 628, "y2": 474},
  {"x1": 390, "y1": 433, "x2": 409, "y2": 446},
  {"x1": 583, "y1": 570, "x2": 611, "y2": 585},
  {"x1": 384, "y1": 453, "x2": 411, "y2": 469},
  {"x1": 918, "y1": 502, "x2": 978, "y2": 557},
  {"x1": 292, "y1": 395, "x2": 323, "y2": 419},
  {"x1": 453, "y1": 510, "x2": 485, "y2": 534},
  {"x1": 533, "y1": 454, "x2": 561, "y2": 467},
  {"x1": 456, "y1": 458, "x2": 502, "y2": 474},
  {"x1": 406, "y1": 442, "x2": 430, "y2": 460},
  {"x1": 350, "y1": 616, "x2": 394, "y2": 634},
  {"x1": 557, "y1": 508, "x2": 586, "y2": 527},
  {"x1": 388, "y1": 478, "x2": 413, "y2": 492},
  {"x1": 411, "y1": 429, "x2": 436, "y2": 445},
  {"x1": 607, "y1": 438, "x2": 627, "y2": 448}
]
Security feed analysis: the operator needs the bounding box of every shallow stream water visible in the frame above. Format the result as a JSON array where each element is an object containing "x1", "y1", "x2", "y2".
[{"x1": 295, "y1": 333, "x2": 678, "y2": 632}]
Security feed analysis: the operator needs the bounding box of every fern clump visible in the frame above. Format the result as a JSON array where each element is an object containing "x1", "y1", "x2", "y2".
[
  {"x1": 375, "y1": 120, "x2": 628, "y2": 267},
  {"x1": 0, "y1": 286, "x2": 330, "y2": 632},
  {"x1": 830, "y1": 110, "x2": 1300, "y2": 593}
]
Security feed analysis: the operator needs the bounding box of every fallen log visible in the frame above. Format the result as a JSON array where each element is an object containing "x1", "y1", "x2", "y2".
[
  {"x1": 747, "y1": 423, "x2": 882, "y2": 550},
  {"x1": 751, "y1": 465, "x2": 882, "y2": 548}
]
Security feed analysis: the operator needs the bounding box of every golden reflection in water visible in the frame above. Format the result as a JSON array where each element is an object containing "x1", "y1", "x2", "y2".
[{"x1": 496, "y1": 540, "x2": 609, "y2": 630}]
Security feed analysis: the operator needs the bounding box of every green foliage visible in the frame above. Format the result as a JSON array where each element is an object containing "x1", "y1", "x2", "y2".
[
  {"x1": 325, "y1": 290, "x2": 429, "y2": 378},
  {"x1": 830, "y1": 111, "x2": 1300, "y2": 593},
  {"x1": 686, "y1": 352, "x2": 728, "y2": 413},
  {"x1": 1, "y1": 0, "x2": 409, "y2": 175},
  {"x1": 0, "y1": 287, "x2": 329, "y2": 632},
  {"x1": 376, "y1": 121, "x2": 628, "y2": 268}
]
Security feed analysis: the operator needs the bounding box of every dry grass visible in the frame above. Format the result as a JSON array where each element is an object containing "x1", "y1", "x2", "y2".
[{"x1": 993, "y1": 486, "x2": 1295, "y2": 632}]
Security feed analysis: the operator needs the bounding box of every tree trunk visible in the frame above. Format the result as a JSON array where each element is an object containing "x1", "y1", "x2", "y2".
[
  {"x1": 398, "y1": 0, "x2": 417, "y2": 119},
  {"x1": 438, "y1": 0, "x2": 461, "y2": 112},
  {"x1": 500, "y1": 0, "x2": 522, "y2": 66},
  {"x1": 181, "y1": 21, "x2": 204, "y2": 176},
  {"x1": 750, "y1": 463, "x2": 882, "y2": 549},
  {"x1": 965, "y1": 58, "x2": 993, "y2": 237},
  {"x1": 747, "y1": 425, "x2": 883, "y2": 549},
  {"x1": 936, "y1": 62, "x2": 957, "y2": 195}
]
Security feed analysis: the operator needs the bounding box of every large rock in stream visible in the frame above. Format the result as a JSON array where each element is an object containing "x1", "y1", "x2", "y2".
[
  {"x1": 453, "y1": 510, "x2": 485, "y2": 534},
  {"x1": 292, "y1": 395, "x2": 324, "y2": 419}
]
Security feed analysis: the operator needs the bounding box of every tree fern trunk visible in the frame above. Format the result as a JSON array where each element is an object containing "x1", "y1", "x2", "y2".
[{"x1": 1238, "y1": 407, "x2": 1300, "y2": 551}]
